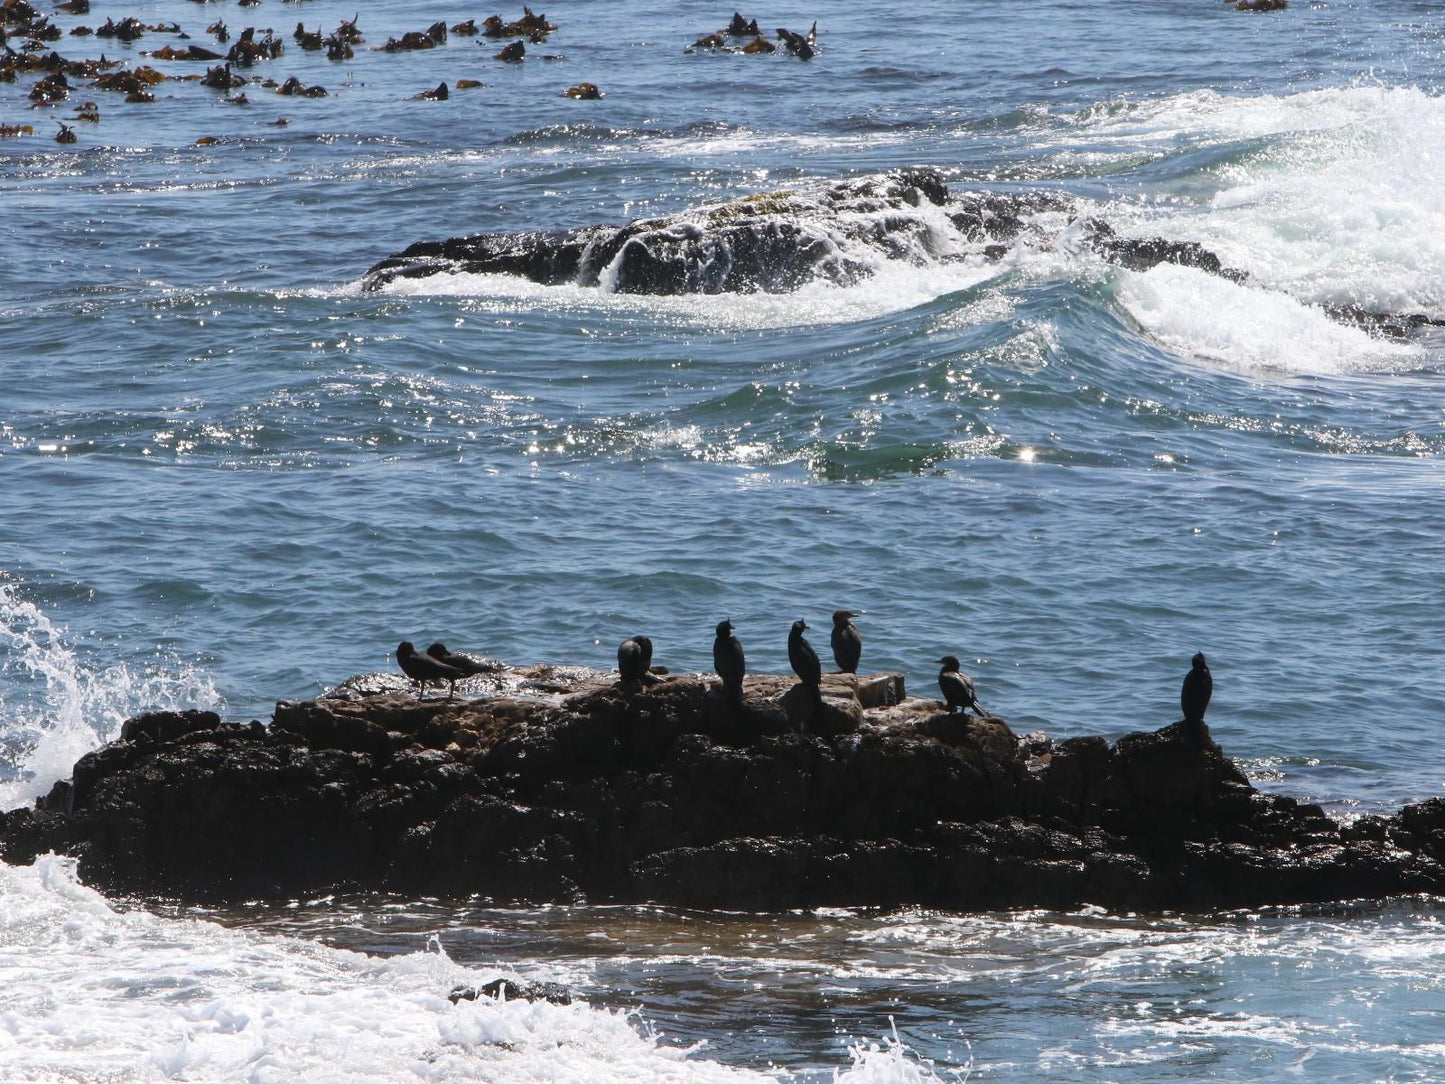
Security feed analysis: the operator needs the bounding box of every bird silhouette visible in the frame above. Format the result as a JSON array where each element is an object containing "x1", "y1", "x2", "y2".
[
  {"x1": 789, "y1": 619, "x2": 823, "y2": 705},
  {"x1": 713, "y1": 619, "x2": 745, "y2": 702},
  {"x1": 424, "y1": 641, "x2": 498, "y2": 697},
  {"x1": 1181, "y1": 652, "x2": 1212, "y2": 726},
  {"x1": 831, "y1": 610, "x2": 861, "y2": 674},
  {"x1": 617, "y1": 637, "x2": 646, "y2": 685},
  {"x1": 398, "y1": 640, "x2": 463, "y2": 699},
  {"x1": 633, "y1": 635, "x2": 654, "y2": 677},
  {"x1": 937, "y1": 655, "x2": 986, "y2": 717}
]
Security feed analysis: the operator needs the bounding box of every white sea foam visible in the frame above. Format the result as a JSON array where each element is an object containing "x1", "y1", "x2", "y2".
[
  {"x1": 0, "y1": 583, "x2": 222, "y2": 812},
  {"x1": 1114, "y1": 263, "x2": 1419, "y2": 375},
  {"x1": 376, "y1": 256, "x2": 1002, "y2": 333},
  {"x1": 0, "y1": 856, "x2": 957, "y2": 1084},
  {"x1": 1139, "y1": 89, "x2": 1417, "y2": 288},
  {"x1": 367, "y1": 185, "x2": 1004, "y2": 330},
  {"x1": 1038, "y1": 85, "x2": 1445, "y2": 376},
  {"x1": 374, "y1": 85, "x2": 1445, "y2": 373},
  {"x1": 834, "y1": 1025, "x2": 965, "y2": 1083}
]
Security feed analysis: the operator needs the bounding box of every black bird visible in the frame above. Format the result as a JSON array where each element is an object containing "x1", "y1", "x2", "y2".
[
  {"x1": 398, "y1": 640, "x2": 463, "y2": 699},
  {"x1": 630, "y1": 634, "x2": 660, "y2": 684},
  {"x1": 713, "y1": 619, "x2": 746, "y2": 702},
  {"x1": 633, "y1": 634, "x2": 653, "y2": 675},
  {"x1": 937, "y1": 655, "x2": 986, "y2": 717},
  {"x1": 1181, "y1": 651, "x2": 1212, "y2": 725},
  {"x1": 617, "y1": 637, "x2": 646, "y2": 685},
  {"x1": 789, "y1": 619, "x2": 823, "y2": 703},
  {"x1": 424, "y1": 641, "x2": 496, "y2": 696},
  {"x1": 830, "y1": 610, "x2": 861, "y2": 674}
]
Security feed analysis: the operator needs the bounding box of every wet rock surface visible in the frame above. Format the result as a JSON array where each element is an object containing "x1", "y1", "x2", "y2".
[
  {"x1": 359, "y1": 167, "x2": 1445, "y2": 339},
  {"x1": 360, "y1": 169, "x2": 1156, "y2": 295},
  {"x1": 3, "y1": 661, "x2": 1443, "y2": 913}
]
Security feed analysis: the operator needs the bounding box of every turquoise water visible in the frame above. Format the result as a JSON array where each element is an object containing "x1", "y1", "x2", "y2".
[{"x1": 3, "y1": 0, "x2": 1445, "y2": 1078}]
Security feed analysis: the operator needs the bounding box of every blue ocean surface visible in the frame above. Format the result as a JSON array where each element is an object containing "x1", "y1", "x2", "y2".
[{"x1": 2, "y1": 0, "x2": 1445, "y2": 1078}]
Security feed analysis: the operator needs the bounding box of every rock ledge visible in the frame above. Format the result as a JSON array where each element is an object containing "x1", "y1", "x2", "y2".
[{"x1": 3, "y1": 663, "x2": 1442, "y2": 913}]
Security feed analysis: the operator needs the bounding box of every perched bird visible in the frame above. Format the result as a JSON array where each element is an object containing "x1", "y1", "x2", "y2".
[
  {"x1": 398, "y1": 640, "x2": 463, "y2": 699},
  {"x1": 1181, "y1": 651, "x2": 1212, "y2": 725},
  {"x1": 633, "y1": 634, "x2": 653, "y2": 675},
  {"x1": 788, "y1": 619, "x2": 823, "y2": 703},
  {"x1": 424, "y1": 641, "x2": 496, "y2": 697},
  {"x1": 617, "y1": 637, "x2": 646, "y2": 684},
  {"x1": 937, "y1": 655, "x2": 986, "y2": 717},
  {"x1": 831, "y1": 610, "x2": 861, "y2": 674},
  {"x1": 713, "y1": 619, "x2": 746, "y2": 702}
]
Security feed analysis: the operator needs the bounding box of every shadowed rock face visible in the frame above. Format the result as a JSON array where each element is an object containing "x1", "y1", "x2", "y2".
[{"x1": 2, "y1": 662, "x2": 1443, "y2": 912}]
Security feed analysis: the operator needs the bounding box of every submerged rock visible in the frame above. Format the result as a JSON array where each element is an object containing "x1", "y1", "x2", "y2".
[
  {"x1": 1, "y1": 660, "x2": 1442, "y2": 913},
  {"x1": 449, "y1": 978, "x2": 573, "y2": 1004}
]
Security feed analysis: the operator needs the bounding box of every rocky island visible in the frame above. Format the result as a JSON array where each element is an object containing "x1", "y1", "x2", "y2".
[{"x1": 2, "y1": 662, "x2": 1443, "y2": 913}]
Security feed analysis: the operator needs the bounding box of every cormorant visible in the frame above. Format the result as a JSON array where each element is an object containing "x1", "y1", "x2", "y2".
[
  {"x1": 633, "y1": 634, "x2": 654, "y2": 674},
  {"x1": 831, "y1": 610, "x2": 861, "y2": 674},
  {"x1": 713, "y1": 619, "x2": 745, "y2": 702},
  {"x1": 398, "y1": 640, "x2": 463, "y2": 699},
  {"x1": 617, "y1": 637, "x2": 646, "y2": 684},
  {"x1": 789, "y1": 619, "x2": 823, "y2": 703},
  {"x1": 937, "y1": 655, "x2": 986, "y2": 717},
  {"x1": 425, "y1": 641, "x2": 496, "y2": 697},
  {"x1": 1181, "y1": 652, "x2": 1212, "y2": 725}
]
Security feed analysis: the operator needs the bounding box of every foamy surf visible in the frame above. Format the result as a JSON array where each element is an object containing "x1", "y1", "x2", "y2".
[
  {"x1": 0, "y1": 856, "x2": 951, "y2": 1084},
  {"x1": 363, "y1": 81, "x2": 1445, "y2": 372},
  {"x1": 366, "y1": 257, "x2": 1004, "y2": 333},
  {"x1": 1069, "y1": 85, "x2": 1445, "y2": 319},
  {"x1": 1114, "y1": 262, "x2": 1421, "y2": 375},
  {"x1": 0, "y1": 583, "x2": 222, "y2": 812}
]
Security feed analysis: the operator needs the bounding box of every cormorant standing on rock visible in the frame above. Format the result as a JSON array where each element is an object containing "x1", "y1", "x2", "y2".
[
  {"x1": 937, "y1": 655, "x2": 986, "y2": 717},
  {"x1": 713, "y1": 619, "x2": 745, "y2": 702},
  {"x1": 1181, "y1": 652, "x2": 1212, "y2": 726},
  {"x1": 398, "y1": 640, "x2": 463, "y2": 699},
  {"x1": 426, "y1": 641, "x2": 497, "y2": 697},
  {"x1": 617, "y1": 637, "x2": 646, "y2": 685},
  {"x1": 831, "y1": 610, "x2": 861, "y2": 674},
  {"x1": 633, "y1": 634, "x2": 654, "y2": 676},
  {"x1": 789, "y1": 619, "x2": 823, "y2": 704}
]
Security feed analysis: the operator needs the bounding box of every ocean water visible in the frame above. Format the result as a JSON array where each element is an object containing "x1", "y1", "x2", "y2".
[{"x1": 3, "y1": 0, "x2": 1445, "y2": 1078}]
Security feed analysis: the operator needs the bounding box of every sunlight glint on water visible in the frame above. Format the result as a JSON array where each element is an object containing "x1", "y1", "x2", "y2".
[{"x1": 2, "y1": 0, "x2": 1445, "y2": 1079}]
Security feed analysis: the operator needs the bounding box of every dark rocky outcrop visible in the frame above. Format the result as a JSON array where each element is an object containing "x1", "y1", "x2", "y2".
[
  {"x1": 2, "y1": 663, "x2": 1443, "y2": 914},
  {"x1": 359, "y1": 168, "x2": 1445, "y2": 339},
  {"x1": 360, "y1": 168, "x2": 1256, "y2": 297},
  {"x1": 361, "y1": 170, "x2": 955, "y2": 295}
]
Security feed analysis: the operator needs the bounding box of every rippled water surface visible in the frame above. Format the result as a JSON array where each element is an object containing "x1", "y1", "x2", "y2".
[{"x1": 3, "y1": 0, "x2": 1445, "y2": 1078}]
